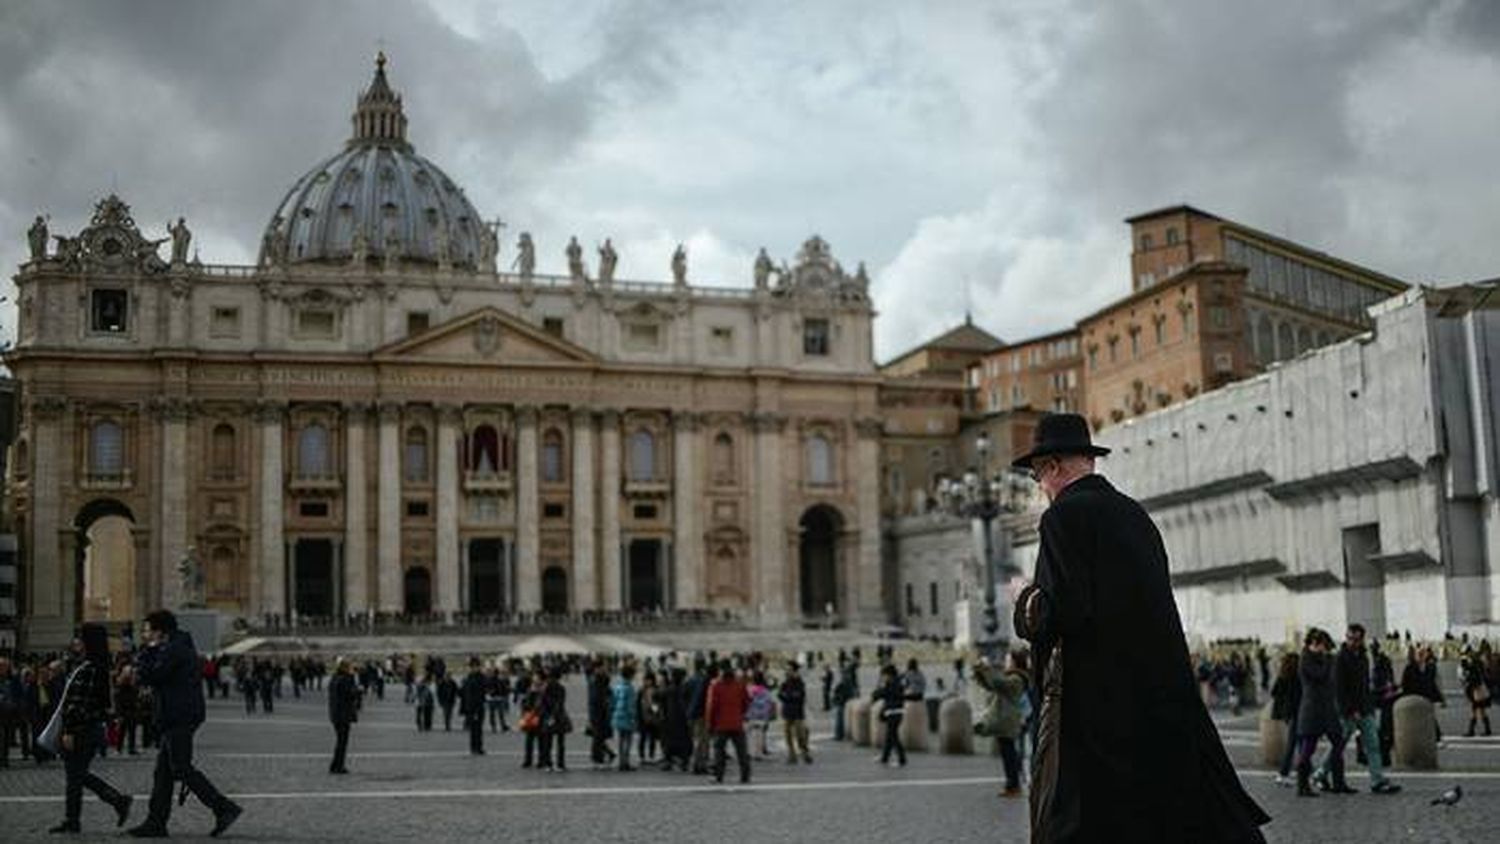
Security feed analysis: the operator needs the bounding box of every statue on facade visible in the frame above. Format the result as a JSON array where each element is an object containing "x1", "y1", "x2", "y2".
[
  {"x1": 383, "y1": 233, "x2": 401, "y2": 272},
  {"x1": 513, "y1": 232, "x2": 536, "y2": 280},
  {"x1": 52, "y1": 234, "x2": 81, "y2": 268},
  {"x1": 566, "y1": 235, "x2": 587, "y2": 282},
  {"x1": 27, "y1": 215, "x2": 47, "y2": 261},
  {"x1": 135, "y1": 234, "x2": 169, "y2": 272},
  {"x1": 435, "y1": 222, "x2": 452, "y2": 269},
  {"x1": 177, "y1": 547, "x2": 205, "y2": 608},
  {"x1": 753, "y1": 247, "x2": 773, "y2": 289},
  {"x1": 597, "y1": 238, "x2": 618, "y2": 285},
  {"x1": 168, "y1": 217, "x2": 192, "y2": 264},
  {"x1": 478, "y1": 219, "x2": 501, "y2": 272},
  {"x1": 350, "y1": 225, "x2": 368, "y2": 267},
  {"x1": 671, "y1": 243, "x2": 687, "y2": 286},
  {"x1": 261, "y1": 215, "x2": 287, "y2": 267}
]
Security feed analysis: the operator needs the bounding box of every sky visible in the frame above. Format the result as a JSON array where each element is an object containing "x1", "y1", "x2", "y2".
[{"x1": 1, "y1": 0, "x2": 1498, "y2": 360}]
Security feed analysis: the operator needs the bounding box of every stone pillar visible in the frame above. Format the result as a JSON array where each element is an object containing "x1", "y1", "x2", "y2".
[
  {"x1": 570, "y1": 408, "x2": 597, "y2": 611},
  {"x1": 1393, "y1": 695, "x2": 1439, "y2": 770},
  {"x1": 899, "y1": 699, "x2": 930, "y2": 752},
  {"x1": 938, "y1": 697, "x2": 975, "y2": 755},
  {"x1": 435, "y1": 404, "x2": 461, "y2": 617},
  {"x1": 343, "y1": 403, "x2": 370, "y2": 614},
  {"x1": 598, "y1": 409, "x2": 622, "y2": 610},
  {"x1": 156, "y1": 399, "x2": 191, "y2": 610},
  {"x1": 849, "y1": 699, "x2": 872, "y2": 746},
  {"x1": 516, "y1": 405, "x2": 541, "y2": 612},
  {"x1": 255, "y1": 401, "x2": 286, "y2": 617},
  {"x1": 751, "y1": 412, "x2": 788, "y2": 626},
  {"x1": 1258, "y1": 702, "x2": 1287, "y2": 767},
  {"x1": 376, "y1": 402, "x2": 402, "y2": 613},
  {"x1": 26, "y1": 398, "x2": 67, "y2": 633},
  {"x1": 853, "y1": 418, "x2": 884, "y2": 625},
  {"x1": 672, "y1": 413, "x2": 701, "y2": 609}
]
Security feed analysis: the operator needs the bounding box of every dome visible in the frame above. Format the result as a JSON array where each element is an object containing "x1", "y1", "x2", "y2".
[{"x1": 260, "y1": 54, "x2": 491, "y2": 270}]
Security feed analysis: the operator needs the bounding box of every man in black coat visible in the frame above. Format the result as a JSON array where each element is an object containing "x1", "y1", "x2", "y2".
[
  {"x1": 1321, "y1": 624, "x2": 1401, "y2": 794},
  {"x1": 436, "y1": 672, "x2": 458, "y2": 732},
  {"x1": 328, "y1": 657, "x2": 362, "y2": 774},
  {"x1": 458, "y1": 657, "x2": 487, "y2": 756},
  {"x1": 128, "y1": 609, "x2": 242, "y2": 838},
  {"x1": 1012, "y1": 414, "x2": 1268, "y2": 843}
]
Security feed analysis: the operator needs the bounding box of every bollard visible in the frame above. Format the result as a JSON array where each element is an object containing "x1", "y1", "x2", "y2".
[
  {"x1": 1257, "y1": 701, "x2": 1286, "y2": 768},
  {"x1": 938, "y1": 697, "x2": 974, "y2": 755},
  {"x1": 900, "y1": 700, "x2": 929, "y2": 752},
  {"x1": 850, "y1": 699, "x2": 872, "y2": 747},
  {"x1": 1393, "y1": 695, "x2": 1438, "y2": 770}
]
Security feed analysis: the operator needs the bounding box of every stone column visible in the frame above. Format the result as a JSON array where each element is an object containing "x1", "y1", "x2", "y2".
[
  {"x1": 156, "y1": 399, "x2": 191, "y2": 609},
  {"x1": 854, "y1": 418, "x2": 884, "y2": 625},
  {"x1": 255, "y1": 401, "x2": 286, "y2": 617},
  {"x1": 343, "y1": 403, "x2": 370, "y2": 614},
  {"x1": 435, "y1": 404, "x2": 461, "y2": 618},
  {"x1": 376, "y1": 402, "x2": 402, "y2": 613},
  {"x1": 516, "y1": 405, "x2": 541, "y2": 612},
  {"x1": 751, "y1": 412, "x2": 788, "y2": 626},
  {"x1": 26, "y1": 398, "x2": 67, "y2": 636},
  {"x1": 570, "y1": 408, "x2": 597, "y2": 611},
  {"x1": 597, "y1": 409, "x2": 622, "y2": 610},
  {"x1": 672, "y1": 413, "x2": 701, "y2": 608}
]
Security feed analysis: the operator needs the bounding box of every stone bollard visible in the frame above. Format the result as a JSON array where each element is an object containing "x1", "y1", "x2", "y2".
[
  {"x1": 938, "y1": 697, "x2": 974, "y2": 755},
  {"x1": 1258, "y1": 701, "x2": 1286, "y2": 768},
  {"x1": 850, "y1": 699, "x2": 872, "y2": 746},
  {"x1": 870, "y1": 704, "x2": 889, "y2": 751},
  {"x1": 1393, "y1": 695, "x2": 1438, "y2": 770},
  {"x1": 900, "y1": 700, "x2": 929, "y2": 752}
]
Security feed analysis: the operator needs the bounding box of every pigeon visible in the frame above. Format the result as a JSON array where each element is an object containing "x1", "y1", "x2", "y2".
[{"x1": 1430, "y1": 785, "x2": 1462, "y2": 807}]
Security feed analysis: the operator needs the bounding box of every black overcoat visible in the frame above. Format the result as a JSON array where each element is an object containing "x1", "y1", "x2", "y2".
[{"x1": 1015, "y1": 474, "x2": 1269, "y2": 843}]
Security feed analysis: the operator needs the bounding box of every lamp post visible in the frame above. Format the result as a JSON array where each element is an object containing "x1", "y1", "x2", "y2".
[{"x1": 937, "y1": 430, "x2": 1025, "y2": 661}]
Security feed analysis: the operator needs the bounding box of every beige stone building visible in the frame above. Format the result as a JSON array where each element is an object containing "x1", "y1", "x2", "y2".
[{"x1": 6, "y1": 59, "x2": 886, "y2": 646}]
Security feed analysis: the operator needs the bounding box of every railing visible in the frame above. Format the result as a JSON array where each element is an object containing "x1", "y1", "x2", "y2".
[
  {"x1": 241, "y1": 607, "x2": 743, "y2": 636},
  {"x1": 463, "y1": 469, "x2": 513, "y2": 493}
]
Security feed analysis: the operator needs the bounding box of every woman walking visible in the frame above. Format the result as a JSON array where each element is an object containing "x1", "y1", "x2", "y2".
[
  {"x1": 1461, "y1": 645, "x2": 1492, "y2": 737},
  {"x1": 1269, "y1": 651, "x2": 1301, "y2": 786},
  {"x1": 49, "y1": 623, "x2": 132, "y2": 833},
  {"x1": 1293, "y1": 628, "x2": 1349, "y2": 797}
]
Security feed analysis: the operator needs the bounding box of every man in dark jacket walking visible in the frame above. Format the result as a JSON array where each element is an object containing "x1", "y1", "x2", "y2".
[
  {"x1": 328, "y1": 657, "x2": 361, "y2": 774},
  {"x1": 459, "y1": 658, "x2": 487, "y2": 756},
  {"x1": 1318, "y1": 624, "x2": 1401, "y2": 794},
  {"x1": 128, "y1": 610, "x2": 242, "y2": 838},
  {"x1": 778, "y1": 662, "x2": 812, "y2": 763},
  {"x1": 1012, "y1": 414, "x2": 1269, "y2": 843}
]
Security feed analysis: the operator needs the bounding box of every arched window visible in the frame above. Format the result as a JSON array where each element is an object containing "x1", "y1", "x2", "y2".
[
  {"x1": 404, "y1": 426, "x2": 429, "y2": 483},
  {"x1": 470, "y1": 425, "x2": 500, "y2": 474},
  {"x1": 90, "y1": 421, "x2": 124, "y2": 478},
  {"x1": 807, "y1": 434, "x2": 834, "y2": 486},
  {"x1": 629, "y1": 429, "x2": 656, "y2": 482},
  {"x1": 211, "y1": 423, "x2": 236, "y2": 478},
  {"x1": 541, "y1": 428, "x2": 564, "y2": 483},
  {"x1": 297, "y1": 424, "x2": 330, "y2": 477},
  {"x1": 711, "y1": 432, "x2": 735, "y2": 484}
]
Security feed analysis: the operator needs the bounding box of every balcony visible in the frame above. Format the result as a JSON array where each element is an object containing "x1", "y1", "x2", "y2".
[
  {"x1": 464, "y1": 469, "x2": 513, "y2": 494},
  {"x1": 81, "y1": 469, "x2": 134, "y2": 491},
  {"x1": 289, "y1": 471, "x2": 341, "y2": 492},
  {"x1": 623, "y1": 477, "x2": 671, "y2": 498}
]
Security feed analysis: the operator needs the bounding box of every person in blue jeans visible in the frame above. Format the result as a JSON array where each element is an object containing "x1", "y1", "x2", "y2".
[{"x1": 1316, "y1": 624, "x2": 1401, "y2": 795}]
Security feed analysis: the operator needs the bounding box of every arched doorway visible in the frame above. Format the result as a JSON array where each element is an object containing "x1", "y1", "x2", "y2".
[
  {"x1": 542, "y1": 566, "x2": 568, "y2": 615},
  {"x1": 404, "y1": 567, "x2": 432, "y2": 616},
  {"x1": 799, "y1": 505, "x2": 841, "y2": 619},
  {"x1": 74, "y1": 499, "x2": 137, "y2": 623},
  {"x1": 293, "y1": 539, "x2": 334, "y2": 618},
  {"x1": 468, "y1": 538, "x2": 505, "y2": 615},
  {"x1": 627, "y1": 539, "x2": 663, "y2": 611}
]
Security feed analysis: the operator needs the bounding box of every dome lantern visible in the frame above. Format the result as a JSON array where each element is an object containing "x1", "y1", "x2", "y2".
[{"x1": 350, "y1": 51, "x2": 409, "y2": 149}]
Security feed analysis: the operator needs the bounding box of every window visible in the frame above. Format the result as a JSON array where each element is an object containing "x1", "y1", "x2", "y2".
[
  {"x1": 1154, "y1": 319, "x2": 1166, "y2": 346},
  {"x1": 806, "y1": 434, "x2": 834, "y2": 486},
  {"x1": 210, "y1": 306, "x2": 240, "y2": 338},
  {"x1": 1210, "y1": 306, "x2": 1231, "y2": 329},
  {"x1": 1182, "y1": 309, "x2": 1195, "y2": 337},
  {"x1": 470, "y1": 425, "x2": 502, "y2": 474},
  {"x1": 1139, "y1": 234, "x2": 1153, "y2": 251},
  {"x1": 542, "y1": 317, "x2": 564, "y2": 338},
  {"x1": 929, "y1": 582, "x2": 939, "y2": 616},
  {"x1": 541, "y1": 428, "x2": 564, "y2": 483},
  {"x1": 624, "y1": 322, "x2": 661, "y2": 351},
  {"x1": 710, "y1": 326, "x2": 734, "y2": 356},
  {"x1": 89, "y1": 421, "x2": 124, "y2": 478},
  {"x1": 210, "y1": 547, "x2": 236, "y2": 597},
  {"x1": 90, "y1": 289, "x2": 129, "y2": 333},
  {"x1": 297, "y1": 424, "x2": 331, "y2": 477},
  {"x1": 298, "y1": 500, "x2": 329, "y2": 518},
  {"x1": 803, "y1": 318, "x2": 830, "y2": 356},
  {"x1": 1166, "y1": 227, "x2": 1179, "y2": 246},
  {"x1": 988, "y1": 389, "x2": 999, "y2": 412},
  {"x1": 404, "y1": 427, "x2": 429, "y2": 483},
  {"x1": 1130, "y1": 332, "x2": 1140, "y2": 358},
  {"x1": 1087, "y1": 347, "x2": 1098, "y2": 370},
  {"x1": 407, "y1": 311, "x2": 430, "y2": 336},
  {"x1": 1214, "y1": 352, "x2": 1233, "y2": 373},
  {"x1": 633, "y1": 504, "x2": 657, "y2": 520},
  {"x1": 1107, "y1": 337, "x2": 1118, "y2": 363},
  {"x1": 905, "y1": 583, "x2": 917, "y2": 616},
  {"x1": 405, "y1": 499, "x2": 429, "y2": 517},
  {"x1": 1011, "y1": 383, "x2": 1022, "y2": 405},
  {"x1": 629, "y1": 429, "x2": 656, "y2": 481},
  {"x1": 542, "y1": 502, "x2": 566, "y2": 519},
  {"x1": 210, "y1": 423, "x2": 236, "y2": 479},
  {"x1": 1010, "y1": 355, "x2": 1022, "y2": 373},
  {"x1": 711, "y1": 432, "x2": 735, "y2": 484},
  {"x1": 296, "y1": 309, "x2": 337, "y2": 339}
]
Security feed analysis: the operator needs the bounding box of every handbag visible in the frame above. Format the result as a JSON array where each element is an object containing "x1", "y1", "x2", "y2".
[
  {"x1": 37, "y1": 665, "x2": 83, "y2": 755},
  {"x1": 518, "y1": 709, "x2": 541, "y2": 733}
]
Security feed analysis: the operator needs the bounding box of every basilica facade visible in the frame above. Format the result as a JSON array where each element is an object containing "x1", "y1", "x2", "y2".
[{"x1": 6, "y1": 58, "x2": 884, "y2": 646}]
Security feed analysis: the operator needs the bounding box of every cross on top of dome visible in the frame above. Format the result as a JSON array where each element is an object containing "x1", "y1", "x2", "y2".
[{"x1": 350, "y1": 51, "x2": 409, "y2": 149}]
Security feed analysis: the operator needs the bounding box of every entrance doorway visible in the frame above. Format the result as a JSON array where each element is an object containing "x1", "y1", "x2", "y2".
[
  {"x1": 294, "y1": 539, "x2": 335, "y2": 618},
  {"x1": 404, "y1": 567, "x2": 432, "y2": 616},
  {"x1": 542, "y1": 566, "x2": 569, "y2": 614},
  {"x1": 799, "y1": 505, "x2": 841, "y2": 619},
  {"x1": 74, "y1": 499, "x2": 137, "y2": 623},
  {"x1": 1342, "y1": 524, "x2": 1384, "y2": 636},
  {"x1": 468, "y1": 538, "x2": 505, "y2": 615},
  {"x1": 627, "y1": 539, "x2": 663, "y2": 611}
]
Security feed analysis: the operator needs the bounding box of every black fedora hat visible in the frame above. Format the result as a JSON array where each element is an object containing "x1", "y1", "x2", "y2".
[{"x1": 1011, "y1": 412, "x2": 1110, "y2": 470}]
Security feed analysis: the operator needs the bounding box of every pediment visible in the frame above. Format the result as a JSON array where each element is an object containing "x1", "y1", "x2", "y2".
[{"x1": 373, "y1": 307, "x2": 597, "y2": 364}]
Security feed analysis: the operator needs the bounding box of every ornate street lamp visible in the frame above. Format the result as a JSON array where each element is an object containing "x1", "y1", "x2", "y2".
[{"x1": 937, "y1": 429, "x2": 1027, "y2": 659}]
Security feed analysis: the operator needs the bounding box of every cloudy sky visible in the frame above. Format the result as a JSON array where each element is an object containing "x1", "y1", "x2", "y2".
[{"x1": 2, "y1": 0, "x2": 1498, "y2": 359}]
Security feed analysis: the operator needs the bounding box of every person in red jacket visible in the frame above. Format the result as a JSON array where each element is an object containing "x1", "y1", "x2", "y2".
[{"x1": 705, "y1": 661, "x2": 751, "y2": 784}]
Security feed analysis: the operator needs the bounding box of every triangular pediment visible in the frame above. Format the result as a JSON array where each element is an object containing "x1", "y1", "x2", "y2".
[{"x1": 373, "y1": 306, "x2": 597, "y2": 364}]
